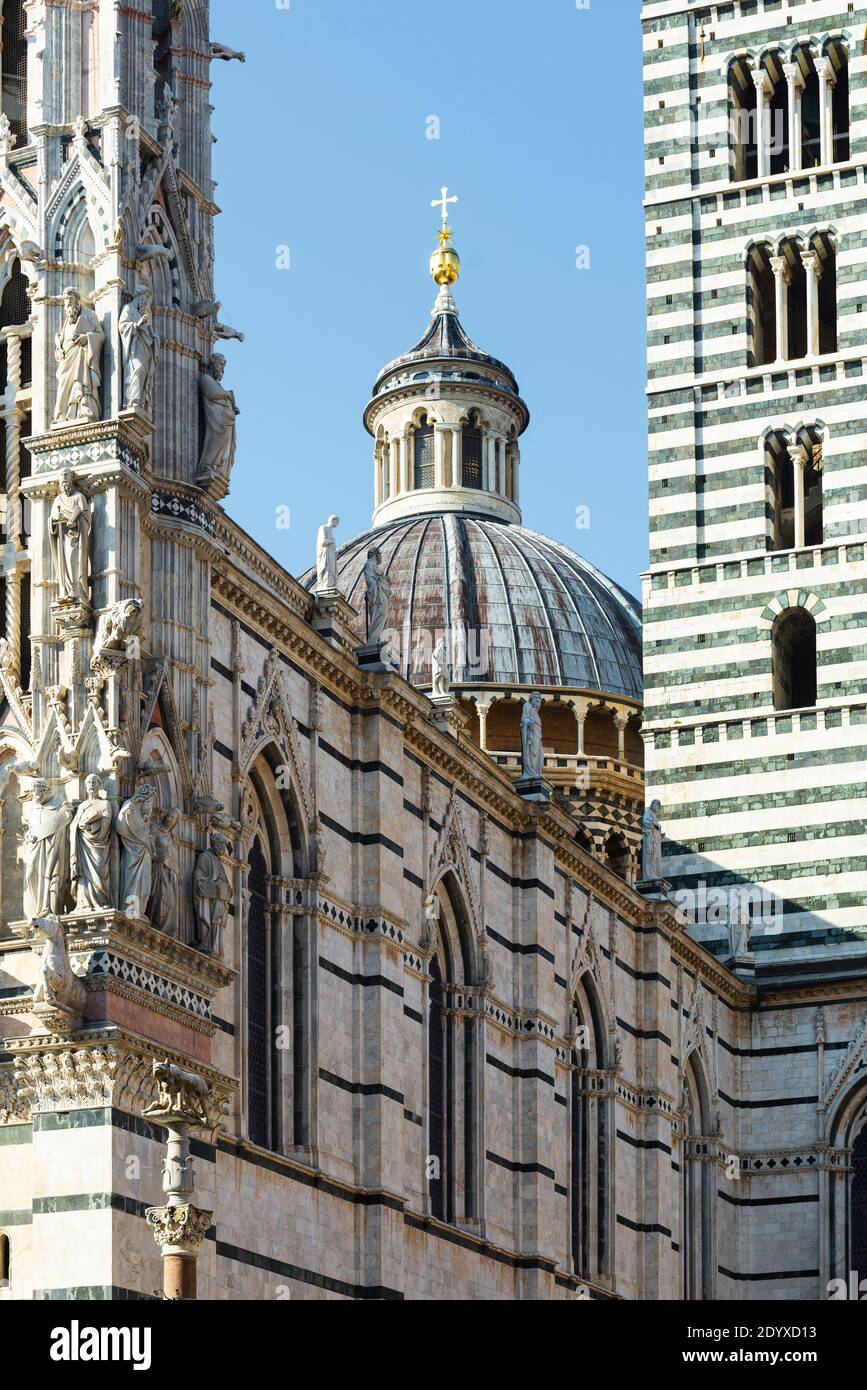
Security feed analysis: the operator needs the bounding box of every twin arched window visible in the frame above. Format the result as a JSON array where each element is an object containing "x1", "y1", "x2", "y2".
[
  {"x1": 244, "y1": 758, "x2": 309, "y2": 1154},
  {"x1": 764, "y1": 427, "x2": 824, "y2": 552},
  {"x1": 426, "y1": 879, "x2": 478, "y2": 1224}
]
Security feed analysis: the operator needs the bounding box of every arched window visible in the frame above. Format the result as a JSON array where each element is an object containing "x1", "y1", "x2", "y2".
[
  {"x1": 729, "y1": 57, "x2": 758, "y2": 182},
  {"x1": 682, "y1": 1054, "x2": 714, "y2": 1300},
  {"x1": 0, "y1": 1231, "x2": 8, "y2": 1288},
  {"x1": 414, "y1": 414, "x2": 434, "y2": 490},
  {"x1": 852, "y1": 1122, "x2": 867, "y2": 1281},
  {"x1": 1, "y1": 2, "x2": 27, "y2": 146},
  {"x1": 765, "y1": 54, "x2": 790, "y2": 176},
  {"x1": 461, "y1": 413, "x2": 483, "y2": 490},
  {"x1": 570, "y1": 976, "x2": 611, "y2": 1284},
  {"x1": 604, "y1": 832, "x2": 630, "y2": 882},
  {"x1": 829, "y1": 42, "x2": 850, "y2": 164},
  {"x1": 425, "y1": 877, "x2": 479, "y2": 1225},
  {"x1": 772, "y1": 607, "x2": 817, "y2": 711},
  {"x1": 747, "y1": 244, "x2": 776, "y2": 366}
]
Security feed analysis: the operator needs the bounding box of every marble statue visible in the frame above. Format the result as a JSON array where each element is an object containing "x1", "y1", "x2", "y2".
[
  {"x1": 49, "y1": 471, "x2": 91, "y2": 607},
  {"x1": 363, "y1": 547, "x2": 391, "y2": 645},
  {"x1": 90, "y1": 598, "x2": 144, "y2": 676},
  {"x1": 728, "y1": 889, "x2": 752, "y2": 960},
  {"x1": 421, "y1": 892, "x2": 441, "y2": 951},
  {"x1": 22, "y1": 779, "x2": 76, "y2": 919},
  {"x1": 31, "y1": 915, "x2": 87, "y2": 1021},
  {"x1": 148, "y1": 1059, "x2": 209, "y2": 1125},
  {"x1": 69, "y1": 773, "x2": 113, "y2": 911},
  {"x1": 150, "y1": 807, "x2": 181, "y2": 938},
  {"x1": 520, "y1": 693, "x2": 544, "y2": 781},
  {"x1": 117, "y1": 784, "x2": 156, "y2": 921},
  {"x1": 53, "y1": 287, "x2": 104, "y2": 424},
  {"x1": 641, "y1": 800, "x2": 663, "y2": 882},
  {"x1": 119, "y1": 284, "x2": 158, "y2": 413},
  {"x1": 197, "y1": 353, "x2": 239, "y2": 485},
  {"x1": 315, "y1": 515, "x2": 340, "y2": 592},
  {"x1": 431, "y1": 637, "x2": 450, "y2": 698},
  {"x1": 193, "y1": 832, "x2": 232, "y2": 956}
]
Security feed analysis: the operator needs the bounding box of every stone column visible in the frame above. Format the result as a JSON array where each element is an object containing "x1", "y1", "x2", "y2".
[
  {"x1": 784, "y1": 63, "x2": 804, "y2": 171},
  {"x1": 801, "y1": 250, "x2": 823, "y2": 356},
  {"x1": 389, "y1": 436, "x2": 400, "y2": 496},
  {"x1": 751, "y1": 66, "x2": 773, "y2": 178},
  {"x1": 450, "y1": 425, "x2": 462, "y2": 488},
  {"x1": 511, "y1": 443, "x2": 520, "y2": 506},
  {"x1": 614, "y1": 713, "x2": 627, "y2": 763},
  {"x1": 476, "y1": 696, "x2": 497, "y2": 751},
  {"x1": 788, "y1": 444, "x2": 808, "y2": 549},
  {"x1": 770, "y1": 255, "x2": 791, "y2": 362},
  {"x1": 434, "y1": 423, "x2": 447, "y2": 489},
  {"x1": 815, "y1": 57, "x2": 836, "y2": 165},
  {"x1": 485, "y1": 432, "x2": 496, "y2": 491}
]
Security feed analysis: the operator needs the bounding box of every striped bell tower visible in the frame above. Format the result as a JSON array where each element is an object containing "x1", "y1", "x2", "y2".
[{"x1": 641, "y1": 0, "x2": 867, "y2": 978}]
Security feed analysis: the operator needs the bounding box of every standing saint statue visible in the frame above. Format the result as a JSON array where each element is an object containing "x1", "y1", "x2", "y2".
[
  {"x1": 53, "y1": 287, "x2": 104, "y2": 424},
  {"x1": 520, "y1": 693, "x2": 544, "y2": 781},
  {"x1": 150, "y1": 807, "x2": 181, "y2": 938},
  {"x1": 117, "y1": 784, "x2": 156, "y2": 922},
  {"x1": 431, "y1": 636, "x2": 450, "y2": 698},
  {"x1": 197, "y1": 353, "x2": 239, "y2": 486},
  {"x1": 49, "y1": 471, "x2": 91, "y2": 607},
  {"x1": 315, "y1": 515, "x2": 340, "y2": 592},
  {"x1": 193, "y1": 831, "x2": 232, "y2": 956},
  {"x1": 22, "y1": 779, "x2": 76, "y2": 919},
  {"x1": 69, "y1": 773, "x2": 113, "y2": 911},
  {"x1": 641, "y1": 799, "x2": 664, "y2": 882},
  {"x1": 119, "y1": 284, "x2": 158, "y2": 414},
  {"x1": 363, "y1": 547, "x2": 391, "y2": 645}
]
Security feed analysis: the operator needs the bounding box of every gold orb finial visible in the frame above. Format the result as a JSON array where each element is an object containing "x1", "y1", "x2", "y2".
[{"x1": 429, "y1": 186, "x2": 461, "y2": 287}]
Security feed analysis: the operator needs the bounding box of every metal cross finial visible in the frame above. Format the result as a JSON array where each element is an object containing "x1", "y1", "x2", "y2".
[{"x1": 432, "y1": 186, "x2": 458, "y2": 226}]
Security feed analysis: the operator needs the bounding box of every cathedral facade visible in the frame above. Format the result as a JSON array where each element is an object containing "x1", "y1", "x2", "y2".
[{"x1": 0, "y1": 0, "x2": 864, "y2": 1303}]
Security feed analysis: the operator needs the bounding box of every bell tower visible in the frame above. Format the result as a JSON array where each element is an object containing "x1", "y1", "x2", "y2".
[{"x1": 641, "y1": 0, "x2": 867, "y2": 972}]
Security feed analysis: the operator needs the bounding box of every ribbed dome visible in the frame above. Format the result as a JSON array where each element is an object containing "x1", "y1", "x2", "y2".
[{"x1": 304, "y1": 514, "x2": 642, "y2": 698}]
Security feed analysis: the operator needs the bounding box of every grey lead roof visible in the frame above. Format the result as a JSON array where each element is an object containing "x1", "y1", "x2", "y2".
[{"x1": 302, "y1": 514, "x2": 643, "y2": 699}]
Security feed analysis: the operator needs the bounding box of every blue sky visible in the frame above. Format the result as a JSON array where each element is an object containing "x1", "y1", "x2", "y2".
[{"x1": 209, "y1": 0, "x2": 647, "y2": 595}]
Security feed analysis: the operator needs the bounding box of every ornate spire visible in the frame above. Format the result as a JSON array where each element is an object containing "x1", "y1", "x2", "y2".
[{"x1": 429, "y1": 185, "x2": 461, "y2": 293}]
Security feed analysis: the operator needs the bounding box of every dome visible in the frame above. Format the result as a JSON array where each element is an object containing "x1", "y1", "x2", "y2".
[{"x1": 304, "y1": 513, "x2": 642, "y2": 699}]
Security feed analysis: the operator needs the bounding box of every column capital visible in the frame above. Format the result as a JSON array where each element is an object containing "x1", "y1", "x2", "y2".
[
  {"x1": 783, "y1": 61, "x2": 805, "y2": 90},
  {"x1": 814, "y1": 55, "x2": 836, "y2": 85},
  {"x1": 751, "y1": 65, "x2": 773, "y2": 96},
  {"x1": 800, "y1": 248, "x2": 823, "y2": 277},
  {"x1": 146, "y1": 1203, "x2": 213, "y2": 1257},
  {"x1": 787, "y1": 443, "x2": 809, "y2": 468},
  {"x1": 769, "y1": 254, "x2": 792, "y2": 285}
]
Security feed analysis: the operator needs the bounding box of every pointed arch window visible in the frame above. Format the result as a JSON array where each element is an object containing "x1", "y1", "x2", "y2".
[
  {"x1": 570, "y1": 975, "x2": 612, "y2": 1285},
  {"x1": 425, "y1": 877, "x2": 479, "y2": 1225},
  {"x1": 414, "y1": 415, "x2": 434, "y2": 490},
  {"x1": 1, "y1": 2, "x2": 27, "y2": 147},
  {"x1": 682, "y1": 1054, "x2": 714, "y2": 1300}
]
